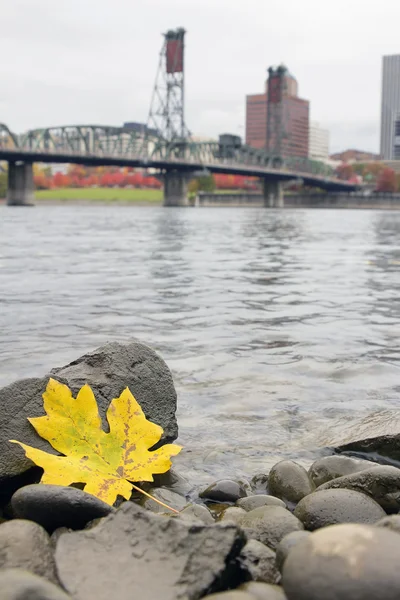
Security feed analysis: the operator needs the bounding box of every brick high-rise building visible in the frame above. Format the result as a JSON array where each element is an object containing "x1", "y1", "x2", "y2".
[{"x1": 245, "y1": 65, "x2": 310, "y2": 158}]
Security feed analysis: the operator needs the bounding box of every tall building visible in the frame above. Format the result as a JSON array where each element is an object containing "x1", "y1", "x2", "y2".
[
  {"x1": 245, "y1": 65, "x2": 310, "y2": 158},
  {"x1": 309, "y1": 121, "x2": 330, "y2": 161},
  {"x1": 380, "y1": 55, "x2": 400, "y2": 160}
]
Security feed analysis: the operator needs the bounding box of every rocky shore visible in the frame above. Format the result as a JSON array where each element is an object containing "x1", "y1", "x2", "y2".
[{"x1": 1, "y1": 341, "x2": 400, "y2": 599}]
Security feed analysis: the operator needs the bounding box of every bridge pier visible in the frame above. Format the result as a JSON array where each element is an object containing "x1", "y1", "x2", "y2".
[
  {"x1": 163, "y1": 171, "x2": 190, "y2": 207},
  {"x1": 262, "y1": 179, "x2": 283, "y2": 208},
  {"x1": 7, "y1": 162, "x2": 34, "y2": 206}
]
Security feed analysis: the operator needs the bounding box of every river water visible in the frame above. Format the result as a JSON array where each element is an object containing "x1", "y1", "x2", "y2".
[{"x1": 1, "y1": 206, "x2": 400, "y2": 484}]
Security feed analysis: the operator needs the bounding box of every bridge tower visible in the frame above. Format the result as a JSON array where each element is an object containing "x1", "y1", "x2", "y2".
[
  {"x1": 147, "y1": 28, "x2": 190, "y2": 145},
  {"x1": 147, "y1": 28, "x2": 192, "y2": 206}
]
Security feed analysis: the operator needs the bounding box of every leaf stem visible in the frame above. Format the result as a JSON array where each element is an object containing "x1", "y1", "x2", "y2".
[{"x1": 131, "y1": 483, "x2": 180, "y2": 514}]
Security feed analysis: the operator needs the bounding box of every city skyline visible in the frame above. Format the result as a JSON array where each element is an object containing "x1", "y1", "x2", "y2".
[{"x1": 1, "y1": 0, "x2": 399, "y2": 153}]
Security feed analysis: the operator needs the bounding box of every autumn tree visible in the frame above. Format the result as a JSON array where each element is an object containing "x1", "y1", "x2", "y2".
[{"x1": 376, "y1": 168, "x2": 397, "y2": 192}]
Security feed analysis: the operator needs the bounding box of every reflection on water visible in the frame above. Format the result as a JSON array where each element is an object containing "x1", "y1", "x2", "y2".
[{"x1": 1, "y1": 206, "x2": 400, "y2": 483}]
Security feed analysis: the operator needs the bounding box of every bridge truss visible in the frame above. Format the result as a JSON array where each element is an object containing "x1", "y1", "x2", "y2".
[{"x1": 0, "y1": 122, "x2": 334, "y2": 179}]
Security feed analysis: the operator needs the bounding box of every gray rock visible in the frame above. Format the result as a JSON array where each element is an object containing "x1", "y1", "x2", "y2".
[
  {"x1": 237, "y1": 495, "x2": 286, "y2": 512},
  {"x1": 275, "y1": 531, "x2": 311, "y2": 571},
  {"x1": 238, "y1": 539, "x2": 280, "y2": 584},
  {"x1": 241, "y1": 506, "x2": 304, "y2": 550},
  {"x1": 11, "y1": 484, "x2": 114, "y2": 533},
  {"x1": 326, "y1": 409, "x2": 400, "y2": 462},
  {"x1": 294, "y1": 489, "x2": 385, "y2": 530},
  {"x1": 50, "y1": 527, "x2": 72, "y2": 548},
  {"x1": 317, "y1": 466, "x2": 400, "y2": 513},
  {"x1": 282, "y1": 523, "x2": 400, "y2": 600},
  {"x1": 200, "y1": 479, "x2": 247, "y2": 503},
  {"x1": 55, "y1": 501, "x2": 247, "y2": 600},
  {"x1": 0, "y1": 569, "x2": 71, "y2": 600},
  {"x1": 0, "y1": 519, "x2": 57, "y2": 582},
  {"x1": 152, "y1": 469, "x2": 193, "y2": 496},
  {"x1": 219, "y1": 507, "x2": 247, "y2": 525},
  {"x1": 375, "y1": 514, "x2": 400, "y2": 533},
  {"x1": 240, "y1": 581, "x2": 287, "y2": 599},
  {"x1": 179, "y1": 503, "x2": 215, "y2": 525},
  {"x1": 0, "y1": 340, "x2": 178, "y2": 484},
  {"x1": 142, "y1": 487, "x2": 188, "y2": 513},
  {"x1": 308, "y1": 455, "x2": 377, "y2": 487},
  {"x1": 268, "y1": 461, "x2": 314, "y2": 504}
]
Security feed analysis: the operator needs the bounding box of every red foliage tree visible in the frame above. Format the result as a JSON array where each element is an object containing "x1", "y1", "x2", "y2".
[{"x1": 376, "y1": 168, "x2": 397, "y2": 192}]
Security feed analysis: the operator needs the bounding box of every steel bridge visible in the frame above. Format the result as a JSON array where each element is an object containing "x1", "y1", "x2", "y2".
[
  {"x1": 0, "y1": 122, "x2": 357, "y2": 206},
  {"x1": 0, "y1": 28, "x2": 358, "y2": 206}
]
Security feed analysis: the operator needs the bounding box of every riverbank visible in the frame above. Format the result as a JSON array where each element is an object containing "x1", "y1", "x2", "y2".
[{"x1": 35, "y1": 187, "x2": 163, "y2": 204}]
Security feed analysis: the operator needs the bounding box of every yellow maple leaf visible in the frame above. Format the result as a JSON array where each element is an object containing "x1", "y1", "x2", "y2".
[{"x1": 10, "y1": 378, "x2": 182, "y2": 507}]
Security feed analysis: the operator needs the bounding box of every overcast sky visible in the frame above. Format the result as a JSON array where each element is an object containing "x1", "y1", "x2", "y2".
[{"x1": 1, "y1": 0, "x2": 399, "y2": 153}]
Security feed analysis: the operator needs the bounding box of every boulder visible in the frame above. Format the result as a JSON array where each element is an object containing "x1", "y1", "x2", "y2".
[
  {"x1": 237, "y1": 495, "x2": 286, "y2": 512},
  {"x1": 268, "y1": 461, "x2": 314, "y2": 505},
  {"x1": 141, "y1": 488, "x2": 188, "y2": 514},
  {"x1": 0, "y1": 340, "x2": 178, "y2": 488},
  {"x1": 282, "y1": 523, "x2": 400, "y2": 600},
  {"x1": 11, "y1": 484, "x2": 114, "y2": 533},
  {"x1": 240, "y1": 582, "x2": 288, "y2": 599},
  {"x1": 179, "y1": 503, "x2": 215, "y2": 525},
  {"x1": 0, "y1": 519, "x2": 57, "y2": 583},
  {"x1": 294, "y1": 489, "x2": 385, "y2": 530},
  {"x1": 308, "y1": 455, "x2": 377, "y2": 487},
  {"x1": 219, "y1": 507, "x2": 247, "y2": 526},
  {"x1": 325, "y1": 409, "x2": 400, "y2": 462},
  {"x1": 275, "y1": 531, "x2": 311, "y2": 571},
  {"x1": 317, "y1": 466, "x2": 400, "y2": 513},
  {"x1": 241, "y1": 506, "x2": 304, "y2": 550},
  {"x1": 200, "y1": 480, "x2": 248, "y2": 503},
  {"x1": 238, "y1": 539, "x2": 280, "y2": 584},
  {"x1": 0, "y1": 569, "x2": 71, "y2": 600},
  {"x1": 55, "y1": 501, "x2": 247, "y2": 600}
]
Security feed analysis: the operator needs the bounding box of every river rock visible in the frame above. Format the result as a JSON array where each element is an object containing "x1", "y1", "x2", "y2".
[
  {"x1": 142, "y1": 487, "x2": 188, "y2": 513},
  {"x1": 375, "y1": 514, "x2": 400, "y2": 533},
  {"x1": 282, "y1": 523, "x2": 400, "y2": 600},
  {"x1": 240, "y1": 582, "x2": 288, "y2": 599},
  {"x1": 200, "y1": 479, "x2": 247, "y2": 503},
  {"x1": 179, "y1": 503, "x2": 215, "y2": 525},
  {"x1": 324, "y1": 409, "x2": 400, "y2": 462},
  {"x1": 308, "y1": 455, "x2": 377, "y2": 487},
  {"x1": 0, "y1": 569, "x2": 71, "y2": 600},
  {"x1": 275, "y1": 531, "x2": 311, "y2": 571},
  {"x1": 219, "y1": 507, "x2": 247, "y2": 525},
  {"x1": 237, "y1": 495, "x2": 286, "y2": 511},
  {"x1": 0, "y1": 340, "x2": 178, "y2": 486},
  {"x1": 317, "y1": 465, "x2": 400, "y2": 513},
  {"x1": 55, "y1": 501, "x2": 247, "y2": 600},
  {"x1": 268, "y1": 461, "x2": 314, "y2": 504},
  {"x1": 0, "y1": 519, "x2": 57, "y2": 582},
  {"x1": 294, "y1": 489, "x2": 385, "y2": 530},
  {"x1": 11, "y1": 484, "x2": 114, "y2": 533},
  {"x1": 152, "y1": 468, "x2": 193, "y2": 496},
  {"x1": 238, "y1": 539, "x2": 280, "y2": 584},
  {"x1": 241, "y1": 506, "x2": 304, "y2": 550}
]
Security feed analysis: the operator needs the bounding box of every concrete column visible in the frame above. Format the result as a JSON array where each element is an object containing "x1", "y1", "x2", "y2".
[
  {"x1": 262, "y1": 179, "x2": 283, "y2": 208},
  {"x1": 163, "y1": 171, "x2": 190, "y2": 207},
  {"x1": 7, "y1": 162, "x2": 34, "y2": 206}
]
